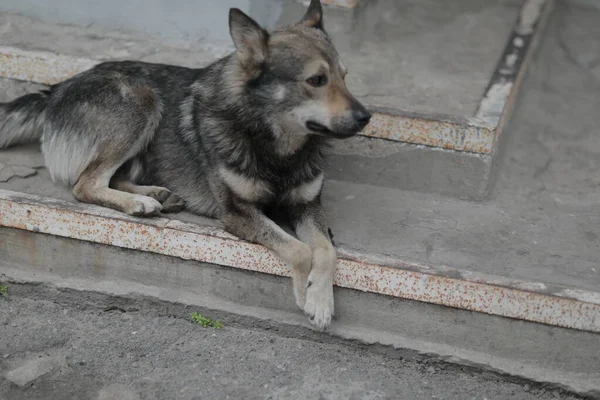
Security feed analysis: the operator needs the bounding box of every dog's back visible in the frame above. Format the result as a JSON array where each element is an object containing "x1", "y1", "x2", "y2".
[{"x1": 0, "y1": 61, "x2": 195, "y2": 184}]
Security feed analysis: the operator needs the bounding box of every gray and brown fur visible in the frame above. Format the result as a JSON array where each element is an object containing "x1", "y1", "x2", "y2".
[{"x1": 0, "y1": 0, "x2": 371, "y2": 329}]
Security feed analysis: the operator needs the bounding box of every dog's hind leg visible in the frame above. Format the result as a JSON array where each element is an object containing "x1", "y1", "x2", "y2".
[
  {"x1": 42, "y1": 74, "x2": 167, "y2": 216},
  {"x1": 111, "y1": 178, "x2": 185, "y2": 213},
  {"x1": 73, "y1": 157, "x2": 163, "y2": 216}
]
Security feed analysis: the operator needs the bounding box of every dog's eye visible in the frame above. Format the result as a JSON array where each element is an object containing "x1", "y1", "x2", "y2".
[{"x1": 306, "y1": 75, "x2": 327, "y2": 87}]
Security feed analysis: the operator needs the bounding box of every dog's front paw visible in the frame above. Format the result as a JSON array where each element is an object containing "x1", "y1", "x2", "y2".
[
  {"x1": 126, "y1": 195, "x2": 162, "y2": 216},
  {"x1": 303, "y1": 276, "x2": 334, "y2": 330},
  {"x1": 283, "y1": 243, "x2": 312, "y2": 309}
]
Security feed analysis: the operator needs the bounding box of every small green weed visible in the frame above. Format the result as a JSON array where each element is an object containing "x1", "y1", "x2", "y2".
[
  {"x1": 190, "y1": 311, "x2": 223, "y2": 329},
  {"x1": 0, "y1": 284, "x2": 8, "y2": 297}
]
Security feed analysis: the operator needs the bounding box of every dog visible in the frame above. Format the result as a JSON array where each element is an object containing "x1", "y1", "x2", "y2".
[{"x1": 0, "y1": 0, "x2": 371, "y2": 329}]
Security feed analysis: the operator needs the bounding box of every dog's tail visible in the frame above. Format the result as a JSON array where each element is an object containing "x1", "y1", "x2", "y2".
[{"x1": 0, "y1": 89, "x2": 49, "y2": 149}]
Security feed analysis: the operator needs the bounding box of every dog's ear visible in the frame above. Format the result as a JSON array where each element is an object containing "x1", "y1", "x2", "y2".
[
  {"x1": 299, "y1": 0, "x2": 324, "y2": 30},
  {"x1": 229, "y1": 8, "x2": 269, "y2": 72}
]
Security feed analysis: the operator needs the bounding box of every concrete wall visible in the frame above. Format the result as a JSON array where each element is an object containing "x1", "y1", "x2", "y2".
[
  {"x1": 572, "y1": 0, "x2": 600, "y2": 8},
  {"x1": 0, "y1": 0, "x2": 285, "y2": 45}
]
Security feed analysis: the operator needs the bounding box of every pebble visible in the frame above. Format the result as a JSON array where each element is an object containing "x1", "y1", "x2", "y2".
[{"x1": 5, "y1": 355, "x2": 67, "y2": 387}]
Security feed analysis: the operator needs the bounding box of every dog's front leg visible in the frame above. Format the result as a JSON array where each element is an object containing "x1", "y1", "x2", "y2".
[
  {"x1": 288, "y1": 199, "x2": 336, "y2": 329},
  {"x1": 221, "y1": 203, "x2": 313, "y2": 310}
]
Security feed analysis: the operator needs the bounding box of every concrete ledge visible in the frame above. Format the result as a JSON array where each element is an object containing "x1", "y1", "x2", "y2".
[
  {"x1": 298, "y1": 0, "x2": 359, "y2": 8},
  {"x1": 2, "y1": 226, "x2": 599, "y2": 396},
  {"x1": 1, "y1": 189, "x2": 599, "y2": 334},
  {"x1": 327, "y1": 137, "x2": 495, "y2": 200},
  {"x1": 0, "y1": 45, "x2": 492, "y2": 153}
]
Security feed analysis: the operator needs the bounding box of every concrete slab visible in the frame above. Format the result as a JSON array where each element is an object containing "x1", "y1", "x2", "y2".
[
  {"x1": 4, "y1": 185, "x2": 599, "y2": 331},
  {"x1": 2, "y1": 147, "x2": 598, "y2": 298},
  {"x1": 330, "y1": 0, "x2": 600, "y2": 292}
]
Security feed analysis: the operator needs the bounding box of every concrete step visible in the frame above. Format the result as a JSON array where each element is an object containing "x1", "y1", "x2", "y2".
[
  {"x1": 0, "y1": 0, "x2": 552, "y2": 199},
  {"x1": 1, "y1": 200, "x2": 599, "y2": 397},
  {"x1": 1, "y1": 0, "x2": 600, "y2": 395}
]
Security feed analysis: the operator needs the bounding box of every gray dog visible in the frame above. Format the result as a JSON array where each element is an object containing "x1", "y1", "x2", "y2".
[{"x1": 0, "y1": 0, "x2": 371, "y2": 328}]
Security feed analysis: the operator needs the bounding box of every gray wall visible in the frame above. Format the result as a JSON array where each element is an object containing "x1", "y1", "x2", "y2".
[{"x1": 0, "y1": 0, "x2": 286, "y2": 45}]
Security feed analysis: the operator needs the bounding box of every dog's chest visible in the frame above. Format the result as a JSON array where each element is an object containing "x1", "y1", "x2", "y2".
[{"x1": 219, "y1": 167, "x2": 323, "y2": 204}]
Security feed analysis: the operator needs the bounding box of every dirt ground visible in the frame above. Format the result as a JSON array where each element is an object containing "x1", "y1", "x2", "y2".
[{"x1": 0, "y1": 284, "x2": 584, "y2": 400}]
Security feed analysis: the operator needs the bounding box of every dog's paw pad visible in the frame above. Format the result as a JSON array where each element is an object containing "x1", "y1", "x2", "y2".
[
  {"x1": 146, "y1": 187, "x2": 172, "y2": 203},
  {"x1": 295, "y1": 292, "x2": 307, "y2": 309},
  {"x1": 303, "y1": 284, "x2": 334, "y2": 330},
  {"x1": 128, "y1": 196, "x2": 162, "y2": 217}
]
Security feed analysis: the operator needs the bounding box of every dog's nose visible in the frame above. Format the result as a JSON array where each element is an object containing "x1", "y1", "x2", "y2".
[{"x1": 353, "y1": 108, "x2": 371, "y2": 129}]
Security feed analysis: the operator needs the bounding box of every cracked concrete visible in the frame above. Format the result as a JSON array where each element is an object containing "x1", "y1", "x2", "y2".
[{"x1": 0, "y1": 164, "x2": 37, "y2": 182}]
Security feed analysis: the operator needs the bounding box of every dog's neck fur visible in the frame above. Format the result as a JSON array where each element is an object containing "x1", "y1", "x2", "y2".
[
  {"x1": 270, "y1": 125, "x2": 309, "y2": 156},
  {"x1": 186, "y1": 55, "x2": 328, "y2": 186}
]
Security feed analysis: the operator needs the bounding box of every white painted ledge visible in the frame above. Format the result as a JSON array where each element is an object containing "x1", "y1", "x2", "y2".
[{"x1": 1, "y1": 189, "x2": 598, "y2": 333}]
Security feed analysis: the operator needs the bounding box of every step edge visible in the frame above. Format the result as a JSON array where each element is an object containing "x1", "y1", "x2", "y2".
[{"x1": 1, "y1": 188, "x2": 598, "y2": 333}]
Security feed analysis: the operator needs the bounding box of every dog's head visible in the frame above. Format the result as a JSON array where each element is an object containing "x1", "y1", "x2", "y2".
[{"x1": 228, "y1": 0, "x2": 371, "y2": 138}]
